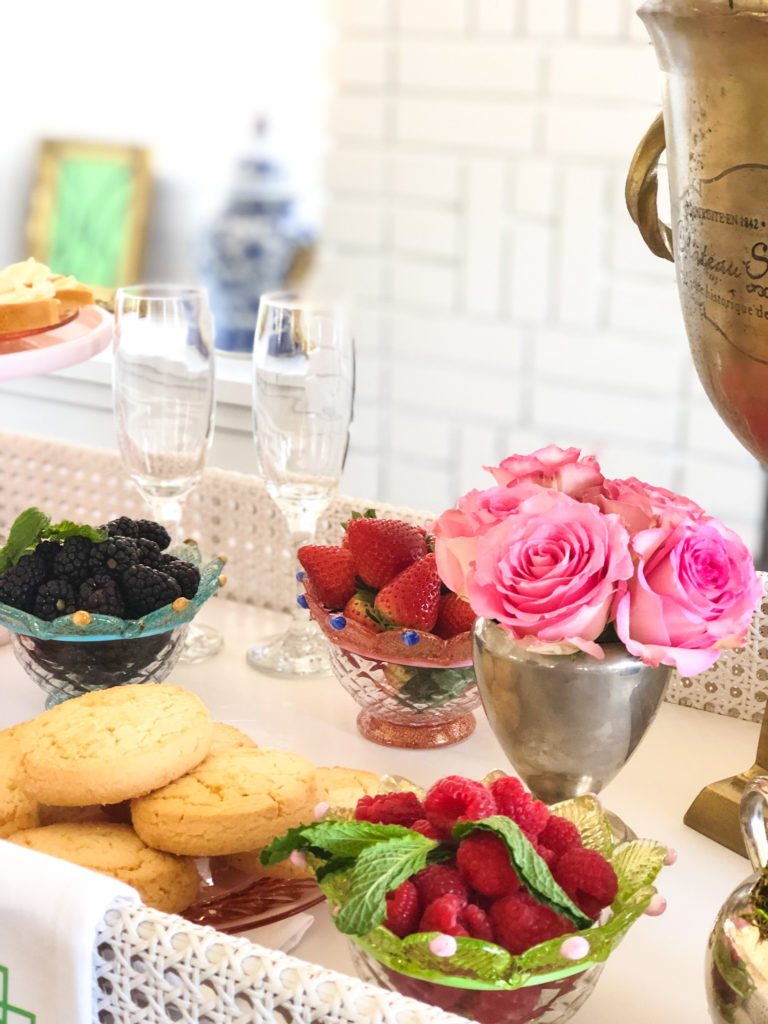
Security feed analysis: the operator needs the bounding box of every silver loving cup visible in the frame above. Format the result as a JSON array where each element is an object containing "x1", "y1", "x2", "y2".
[
  {"x1": 707, "y1": 777, "x2": 768, "y2": 1023},
  {"x1": 472, "y1": 618, "x2": 671, "y2": 805},
  {"x1": 628, "y1": 0, "x2": 768, "y2": 466}
]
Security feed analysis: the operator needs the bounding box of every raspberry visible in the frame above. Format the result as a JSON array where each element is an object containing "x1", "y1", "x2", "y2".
[
  {"x1": 535, "y1": 843, "x2": 558, "y2": 870},
  {"x1": 410, "y1": 818, "x2": 441, "y2": 840},
  {"x1": 538, "y1": 815, "x2": 583, "y2": 860},
  {"x1": 489, "y1": 776, "x2": 550, "y2": 841},
  {"x1": 384, "y1": 880, "x2": 421, "y2": 938},
  {"x1": 419, "y1": 893, "x2": 468, "y2": 937},
  {"x1": 423, "y1": 776, "x2": 497, "y2": 836},
  {"x1": 354, "y1": 791, "x2": 425, "y2": 827},
  {"x1": 553, "y1": 847, "x2": 618, "y2": 920},
  {"x1": 456, "y1": 831, "x2": 520, "y2": 897},
  {"x1": 459, "y1": 903, "x2": 494, "y2": 942},
  {"x1": 412, "y1": 863, "x2": 468, "y2": 907},
  {"x1": 470, "y1": 987, "x2": 541, "y2": 1024},
  {"x1": 490, "y1": 893, "x2": 575, "y2": 955}
]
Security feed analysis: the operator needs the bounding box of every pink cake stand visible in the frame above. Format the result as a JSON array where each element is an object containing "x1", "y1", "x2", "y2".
[{"x1": 0, "y1": 305, "x2": 112, "y2": 381}]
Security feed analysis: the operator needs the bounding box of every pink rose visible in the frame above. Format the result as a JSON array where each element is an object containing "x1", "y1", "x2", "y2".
[
  {"x1": 627, "y1": 478, "x2": 704, "y2": 520},
  {"x1": 615, "y1": 516, "x2": 762, "y2": 676},
  {"x1": 465, "y1": 489, "x2": 633, "y2": 657},
  {"x1": 582, "y1": 477, "x2": 656, "y2": 535},
  {"x1": 582, "y1": 477, "x2": 705, "y2": 536},
  {"x1": 433, "y1": 482, "x2": 543, "y2": 597},
  {"x1": 486, "y1": 445, "x2": 604, "y2": 499}
]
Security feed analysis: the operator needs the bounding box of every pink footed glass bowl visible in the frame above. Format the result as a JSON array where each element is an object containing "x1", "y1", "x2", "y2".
[{"x1": 304, "y1": 582, "x2": 479, "y2": 749}]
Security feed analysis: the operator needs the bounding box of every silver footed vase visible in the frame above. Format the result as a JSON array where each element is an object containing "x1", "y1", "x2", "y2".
[{"x1": 472, "y1": 618, "x2": 672, "y2": 805}]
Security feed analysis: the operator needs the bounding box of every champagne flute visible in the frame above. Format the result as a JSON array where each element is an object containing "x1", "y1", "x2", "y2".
[
  {"x1": 112, "y1": 283, "x2": 223, "y2": 663},
  {"x1": 247, "y1": 290, "x2": 355, "y2": 677}
]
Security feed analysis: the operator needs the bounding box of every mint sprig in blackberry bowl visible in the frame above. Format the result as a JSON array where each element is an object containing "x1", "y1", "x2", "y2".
[{"x1": 0, "y1": 508, "x2": 226, "y2": 706}]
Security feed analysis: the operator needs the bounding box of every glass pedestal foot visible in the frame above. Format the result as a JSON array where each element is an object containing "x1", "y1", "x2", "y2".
[
  {"x1": 356, "y1": 710, "x2": 476, "y2": 749},
  {"x1": 604, "y1": 808, "x2": 638, "y2": 844},
  {"x1": 246, "y1": 622, "x2": 331, "y2": 678},
  {"x1": 179, "y1": 622, "x2": 224, "y2": 664}
]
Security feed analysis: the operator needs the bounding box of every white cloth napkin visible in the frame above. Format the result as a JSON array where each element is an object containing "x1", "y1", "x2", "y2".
[
  {"x1": 244, "y1": 911, "x2": 315, "y2": 953},
  {"x1": 0, "y1": 840, "x2": 139, "y2": 1024}
]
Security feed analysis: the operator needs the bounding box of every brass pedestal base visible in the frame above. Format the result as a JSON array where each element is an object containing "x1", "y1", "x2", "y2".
[{"x1": 684, "y1": 713, "x2": 768, "y2": 858}]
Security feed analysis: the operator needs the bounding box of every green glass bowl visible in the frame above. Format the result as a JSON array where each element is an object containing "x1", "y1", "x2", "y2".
[{"x1": 0, "y1": 546, "x2": 224, "y2": 706}]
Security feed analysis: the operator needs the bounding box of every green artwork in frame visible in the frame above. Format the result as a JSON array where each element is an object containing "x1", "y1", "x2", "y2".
[{"x1": 26, "y1": 140, "x2": 151, "y2": 291}]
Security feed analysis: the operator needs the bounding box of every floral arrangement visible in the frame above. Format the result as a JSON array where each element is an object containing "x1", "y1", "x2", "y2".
[{"x1": 433, "y1": 445, "x2": 762, "y2": 677}]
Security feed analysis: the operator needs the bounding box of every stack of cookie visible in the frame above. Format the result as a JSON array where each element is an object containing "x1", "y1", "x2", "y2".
[{"x1": 0, "y1": 684, "x2": 380, "y2": 915}]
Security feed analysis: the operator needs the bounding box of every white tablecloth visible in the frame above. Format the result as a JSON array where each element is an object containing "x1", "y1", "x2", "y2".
[{"x1": 0, "y1": 596, "x2": 757, "y2": 1024}]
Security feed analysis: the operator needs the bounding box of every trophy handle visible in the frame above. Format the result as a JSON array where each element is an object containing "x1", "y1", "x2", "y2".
[{"x1": 625, "y1": 112, "x2": 674, "y2": 263}]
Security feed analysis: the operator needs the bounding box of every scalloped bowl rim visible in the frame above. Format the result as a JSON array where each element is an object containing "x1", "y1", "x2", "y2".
[
  {"x1": 0, "y1": 545, "x2": 224, "y2": 641},
  {"x1": 303, "y1": 581, "x2": 473, "y2": 668}
]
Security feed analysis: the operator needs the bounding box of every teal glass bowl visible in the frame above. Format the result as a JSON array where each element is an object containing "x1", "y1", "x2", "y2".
[{"x1": 0, "y1": 547, "x2": 224, "y2": 707}]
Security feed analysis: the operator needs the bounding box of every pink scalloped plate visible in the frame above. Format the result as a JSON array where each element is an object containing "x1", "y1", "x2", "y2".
[
  {"x1": 183, "y1": 861, "x2": 325, "y2": 935},
  {"x1": 303, "y1": 580, "x2": 473, "y2": 667},
  {"x1": 0, "y1": 305, "x2": 112, "y2": 380}
]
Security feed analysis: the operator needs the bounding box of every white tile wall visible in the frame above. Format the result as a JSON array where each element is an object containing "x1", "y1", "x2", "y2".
[{"x1": 317, "y1": 0, "x2": 766, "y2": 557}]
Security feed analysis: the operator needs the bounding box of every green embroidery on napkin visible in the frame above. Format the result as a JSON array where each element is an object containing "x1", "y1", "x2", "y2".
[{"x1": 0, "y1": 965, "x2": 36, "y2": 1022}]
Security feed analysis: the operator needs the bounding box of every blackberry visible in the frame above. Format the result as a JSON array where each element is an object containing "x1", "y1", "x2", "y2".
[
  {"x1": 135, "y1": 537, "x2": 163, "y2": 568},
  {"x1": 0, "y1": 553, "x2": 49, "y2": 611},
  {"x1": 160, "y1": 556, "x2": 200, "y2": 599},
  {"x1": 52, "y1": 535, "x2": 94, "y2": 585},
  {"x1": 120, "y1": 564, "x2": 181, "y2": 618},
  {"x1": 88, "y1": 536, "x2": 139, "y2": 577},
  {"x1": 135, "y1": 520, "x2": 171, "y2": 551},
  {"x1": 135, "y1": 520, "x2": 171, "y2": 552},
  {"x1": 34, "y1": 540, "x2": 61, "y2": 573},
  {"x1": 106, "y1": 516, "x2": 139, "y2": 539},
  {"x1": 32, "y1": 580, "x2": 76, "y2": 621},
  {"x1": 78, "y1": 575, "x2": 126, "y2": 618}
]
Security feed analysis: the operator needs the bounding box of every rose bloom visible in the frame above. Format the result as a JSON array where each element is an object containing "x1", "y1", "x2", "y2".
[
  {"x1": 486, "y1": 445, "x2": 604, "y2": 500},
  {"x1": 465, "y1": 488, "x2": 633, "y2": 657},
  {"x1": 433, "y1": 481, "x2": 543, "y2": 597},
  {"x1": 615, "y1": 515, "x2": 762, "y2": 676},
  {"x1": 582, "y1": 477, "x2": 706, "y2": 537}
]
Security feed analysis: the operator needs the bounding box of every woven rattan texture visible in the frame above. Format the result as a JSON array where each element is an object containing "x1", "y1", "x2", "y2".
[
  {"x1": 1, "y1": 428, "x2": 767, "y2": 722},
  {"x1": 0, "y1": 430, "x2": 432, "y2": 616},
  {"x1": 93, "y1": 900, "x2": 467, "y2": 1024}
]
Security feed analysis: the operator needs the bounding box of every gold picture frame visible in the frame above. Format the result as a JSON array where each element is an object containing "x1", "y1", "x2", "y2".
[{"x1": 26, "y1": 139, "x2": 151, "y2": 293}]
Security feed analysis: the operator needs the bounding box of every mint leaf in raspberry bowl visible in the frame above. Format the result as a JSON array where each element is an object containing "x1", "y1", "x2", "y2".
[
  {"x1": 297, "y1": 512, "x2": 481, "y2": 748},
  {"x1": 262, "y1": 772, "x2": 669, "y2": 1024}
]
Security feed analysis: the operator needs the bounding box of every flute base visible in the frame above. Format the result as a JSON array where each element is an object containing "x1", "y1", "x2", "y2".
[
  {"x1": 179, "y1": 622, "x2": 224, "y2": 664},
  {"x1": 246, "y1": 622, "x2": 331, "y2": 678}
]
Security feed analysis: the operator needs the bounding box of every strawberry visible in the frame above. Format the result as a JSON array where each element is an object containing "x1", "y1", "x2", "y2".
[
  {"x1": 374, "y1": 553, "x2": 441, "y2": 631},
  {"x1": 346, "y1": 517, "x2": 428, "y2": 589},
  {"x1": 434, "y1": 592, "x2": 476, "y2": 638},
  {"x1": 297, "y1": 545, "x2": 356, "y2": 610},
  {"x1": 343, "y1": 592, "x2": 384, "y2": 633}
]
